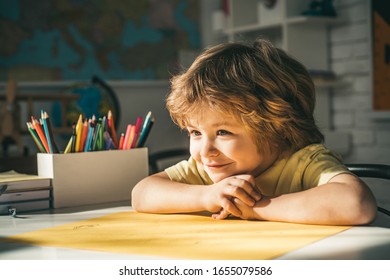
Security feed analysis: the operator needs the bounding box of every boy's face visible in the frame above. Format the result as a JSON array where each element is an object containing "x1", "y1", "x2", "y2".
[{"x1": 186, "y1": 108, "x2": 278, "y2": 183}]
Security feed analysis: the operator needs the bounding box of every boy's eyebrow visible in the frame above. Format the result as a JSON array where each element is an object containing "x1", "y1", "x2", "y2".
[
  {"x1": 187, "y1": 121, "x2": 239, "y2": 128},
  {"x1": 211, "y1": 121, "x2": 234, "y2": 127}
]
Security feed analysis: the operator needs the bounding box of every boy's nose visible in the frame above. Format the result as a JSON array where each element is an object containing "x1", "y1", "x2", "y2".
[{"x1": 200, "y1": 139, "x2": 219, "y2": 157}]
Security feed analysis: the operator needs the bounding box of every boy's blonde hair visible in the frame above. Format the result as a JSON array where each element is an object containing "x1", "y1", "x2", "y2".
[{"x1": 166, "y1": 38, "x2": 324, "y2": 153}]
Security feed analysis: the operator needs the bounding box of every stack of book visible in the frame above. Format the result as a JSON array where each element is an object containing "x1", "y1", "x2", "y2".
[{"x1": 0, "y1": 170, "x2": 52, "y2": 215}]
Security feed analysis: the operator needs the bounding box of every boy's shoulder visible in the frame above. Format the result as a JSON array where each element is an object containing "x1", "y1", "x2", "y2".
[
  {"x1": 292, "y1": 143, "x2": 341, "y2": 161},
  {"x1": 280, "y1": 143, "x2": 346, "y2": 173}
]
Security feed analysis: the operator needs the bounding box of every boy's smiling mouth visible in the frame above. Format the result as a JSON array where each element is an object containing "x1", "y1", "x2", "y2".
[{"x1": 204, "y1": 162, "x2": 232, "y2": 169}]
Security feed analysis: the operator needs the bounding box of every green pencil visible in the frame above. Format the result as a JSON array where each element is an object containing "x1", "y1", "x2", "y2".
[{"x1": 26, "y1": 122, "x2": 46, "y2": 153}]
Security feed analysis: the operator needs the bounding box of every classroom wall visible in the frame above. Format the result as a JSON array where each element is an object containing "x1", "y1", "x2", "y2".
[
  {"x1": 326, "y1": 0, "x2": 390, "y2": 212},
  {"x1": 1, "y1": 0, "x2": 389, "y2": 166},
  {"x1": 330, "y1": 0, "x2": 390, "y2": 165}
]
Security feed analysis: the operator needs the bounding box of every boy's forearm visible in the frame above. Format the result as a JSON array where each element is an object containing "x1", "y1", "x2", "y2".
[
  {"x1": 131, "y1": 173, "x2": 209, "y2": 214},
  {"x1": 251, "y1": 181, "x2": 377, "y2": 225}
]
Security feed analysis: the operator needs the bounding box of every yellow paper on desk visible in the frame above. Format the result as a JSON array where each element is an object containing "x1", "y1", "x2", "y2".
[{"x1": 2, "y1": 212, "x2": 350, "y2": 260}]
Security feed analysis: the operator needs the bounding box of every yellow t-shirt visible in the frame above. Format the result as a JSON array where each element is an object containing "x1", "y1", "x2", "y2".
[{"x1": 164, "y1": 144, "x2": 351, "y2": 196}]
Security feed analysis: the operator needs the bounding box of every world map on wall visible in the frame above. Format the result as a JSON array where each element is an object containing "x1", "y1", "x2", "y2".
[{"x1": 0, "y1": 0, "x2": 200, "y2": 81}]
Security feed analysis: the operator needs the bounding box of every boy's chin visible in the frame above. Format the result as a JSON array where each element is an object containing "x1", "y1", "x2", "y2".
[
  {"x1": 208, "y1": 169, "x2": 256, "y2": 183},
  {"x1": 207, "y1": 172, "x2": 234, "y2": 183}
]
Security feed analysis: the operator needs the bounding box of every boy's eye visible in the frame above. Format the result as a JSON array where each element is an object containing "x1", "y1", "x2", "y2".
[
  {"x1": 217, "y1": 130, "x2": 230, "y2": 136},
  {"x1": 188, "y1": 130, "x2": 201, "y2": 136}
]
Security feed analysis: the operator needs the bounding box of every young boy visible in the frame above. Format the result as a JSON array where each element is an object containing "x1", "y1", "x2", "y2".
[{"x1": 132, "y1": 38, "x2": 377, "y2": 225}]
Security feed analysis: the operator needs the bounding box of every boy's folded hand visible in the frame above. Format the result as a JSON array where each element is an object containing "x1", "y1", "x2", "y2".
[{"x1": 207, "y1": 174, "x2": 262, "y2": 219}]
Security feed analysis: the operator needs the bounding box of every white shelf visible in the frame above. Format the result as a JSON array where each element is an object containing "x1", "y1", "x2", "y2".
[
  {"x1": 285, "y1": 15, "x2": 344, "y2": 26},
  {"x1": 0, "y1": 80, "x2": 170, "y2": 92},
  {"x1": 225, "y1": 22, "x2": 281, "y2": 35},
  {"x1": 226, "y1": 16, "x2": 343, "y2": 35},
  {"x1": 314, "y1": 79, "x2": 349, "y2": 89},
  {"x1": 367, "y1": 111, "x2": 390, "y2": 121}
]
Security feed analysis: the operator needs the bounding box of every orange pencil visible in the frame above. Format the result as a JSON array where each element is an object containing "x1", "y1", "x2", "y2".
[
  {"x1": 123, "y1": 124, "x2": 132, "y2": 150},
  {"x1": 108, "y1": 110, "x2": 118, "y2": 148},
  {"x1": 118, "y1": 133, "x2": 125, "y2": 150},
  {"x1": 126, "y1": 125, "x2": 136, "y2": 150},
  {"x1": 31, "y1": 116, "x2": 49, "y2": 153},
  {"x1": 79, "y1": 118, "x2": 89, "y2": 152}
]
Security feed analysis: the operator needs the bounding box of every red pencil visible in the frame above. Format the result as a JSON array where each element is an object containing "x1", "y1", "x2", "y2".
[
  {"x1": 131, "y1": 117, "x2": 143, "y2": 148},
  {"x1": 31, "y1": 116, "x2": 49, "y2": 153}
]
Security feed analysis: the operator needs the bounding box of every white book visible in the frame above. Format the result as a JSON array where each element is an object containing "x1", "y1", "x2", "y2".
[
  {"x1": 0, "y1": 188, "x2": 51, "y2": 203},
  {"x1": 0, "y1": 170, "x2": 51, "y2": 192},
  {"x1": 0, "y1": 199, "x2": 51, "y2": 215}
]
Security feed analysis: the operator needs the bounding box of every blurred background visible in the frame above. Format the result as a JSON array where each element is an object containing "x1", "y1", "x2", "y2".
[{"x1": 0, "y1": 0, "x2": 389, "y2": 172}]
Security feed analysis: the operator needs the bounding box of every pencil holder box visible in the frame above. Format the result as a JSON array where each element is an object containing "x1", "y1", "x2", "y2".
[{"x1": 37, "y1": 148, "x2": 148, "y2": 208}]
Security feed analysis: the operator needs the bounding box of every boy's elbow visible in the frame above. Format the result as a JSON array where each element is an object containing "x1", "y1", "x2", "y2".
[
  {"x1": 131, "y1": 176, "x2": 159, "y2": 213},
  {"x1": 353, "y1": 205, "x2": 377, "y2": 225},
  {"x1": 349, "y1": 191, "x2": 377, "y2": 225},
  {"x1": 131, "y1": 181, "x2": 144, "y2": 212}
]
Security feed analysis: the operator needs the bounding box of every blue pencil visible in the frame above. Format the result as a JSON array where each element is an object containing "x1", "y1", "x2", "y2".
[
  {"x1": 136, "y1": 111, "x2": 152, "y2": 147},
  {"x1": 137, "y1": 117, "x2": 154, "y2": 148},
  {"x1": 84, "y1": 121, "x2": 94, "y2": 152},
  {"x1": 41, "y1": 110, "x2": 53, "y2": 153}
]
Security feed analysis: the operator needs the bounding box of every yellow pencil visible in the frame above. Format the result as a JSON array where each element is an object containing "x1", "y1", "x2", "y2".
[
  {"x1": 74, "y1": 114, "x2": 83, "y2": 152},
  {"x1": 64, "y1": 137, "x2": 72, "y2": 154}
]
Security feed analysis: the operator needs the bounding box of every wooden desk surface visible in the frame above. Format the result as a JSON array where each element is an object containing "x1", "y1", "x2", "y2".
[{"x1": 0, "y1": 202, "x2": 390, "y2": 260}]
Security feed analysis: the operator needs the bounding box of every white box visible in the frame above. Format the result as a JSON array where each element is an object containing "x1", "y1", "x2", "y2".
[{"x1": 37, "y1": 148, "x2": 148, "y2": 208}]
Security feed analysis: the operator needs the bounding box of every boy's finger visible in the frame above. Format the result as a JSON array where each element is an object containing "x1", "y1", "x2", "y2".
[
  {"x1": 251, "y1": 188, "x2": 262, "y2": 201},
  {"x1": 212, "y1": 209, "x2": 230, "y2": 220},
  {"x1": 230, "y1": 177, "x2": 262, "y2": 202},
  {"x1": 220, "y1": 197, "x2": 242, "y2": 217},
  {"x1": 226, "y1": 186, "x2": 256, "y2": 206}
]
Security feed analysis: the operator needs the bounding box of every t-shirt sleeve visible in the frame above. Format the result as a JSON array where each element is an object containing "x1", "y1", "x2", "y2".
[
  {"x1": 302, "y1": 147, "x2": 352, "y2": 188},
  {"x1": 164, "y1": 157, "x2": 212, "y2": 185}
]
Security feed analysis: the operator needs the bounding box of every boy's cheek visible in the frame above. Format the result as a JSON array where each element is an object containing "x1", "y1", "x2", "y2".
[{"x1": 190, "y1": 146, "x2": 201, "y2": 161}]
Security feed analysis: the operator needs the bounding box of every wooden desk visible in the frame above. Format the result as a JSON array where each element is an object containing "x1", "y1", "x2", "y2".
[{"x1": 0, "y1": 202, "x2": 389, "y2": 260}]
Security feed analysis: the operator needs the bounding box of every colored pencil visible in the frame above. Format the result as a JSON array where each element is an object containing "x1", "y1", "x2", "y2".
[
  {"x1": 43, "y1": 111, "x2": 59, "y2": 153},
  {"x1": 137, "y1": 117, "x2": 154, "y2": 147},
  {"x1": 126, "y1": 125, "x2": 136, "y2": 150},
  {"x1": 70, "y1": 123, "x2": 77, "y2": 153},
  {"x1": 41, "y1": 110, "x2": 53, "y2": 153},
  {"x1": 31, "y1": 116, "x2": 49, "y2": 153},
  {"x1": 118, "y1": 133, "x2": 125, "y2": 150},
  {"x1": 131, "y1": 117, "x2": 143, "y2": 148},
  {"x1": 26, "y1": 122, "x2": 45, "y2": 153},
  {"x1": 84, "y1": 120, "x2": 94, "y2": 152},
  {"x1": 123, "y1": 124, "x2": 132, "y2": 150},
  {"x1": 79, "y1": 118, "x2": 89, "y2": 152},
  {"x1": 74, "y1": 114, "x2": 83, "y2": 152},
  {"x1": 91, "y1": 120, "x2": 101, "y2": 151},
  {"x1": 107, "y1": 110, "x2": 118, "y2": 148}
]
